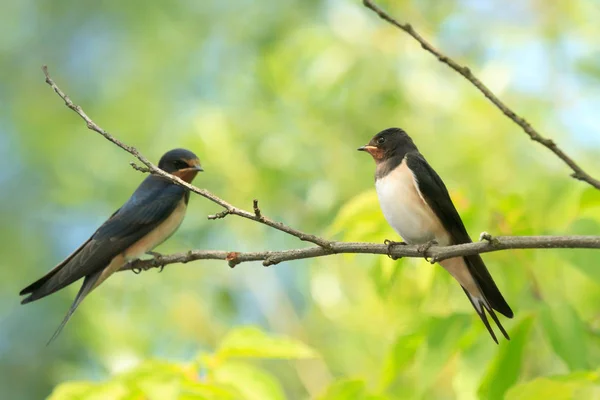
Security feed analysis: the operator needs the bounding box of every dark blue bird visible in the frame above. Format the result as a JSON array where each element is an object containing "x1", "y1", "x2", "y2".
[{"x1": 20, "y1": 148, "x2": 203, "y2": 342}]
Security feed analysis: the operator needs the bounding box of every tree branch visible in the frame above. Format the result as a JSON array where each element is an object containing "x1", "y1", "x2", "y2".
[
  {"x1": 124, "y1": 235, "x2": 600, "y2": 271},
  {"x1": 42, "y1": 66, "x2": 332, "y2": 249},
  {"x1": 362, "y1": 1, "x2": 600, "y2": 190},
  {"x1": 42, "y1": 65, "x2": 600, "y2": 273}
]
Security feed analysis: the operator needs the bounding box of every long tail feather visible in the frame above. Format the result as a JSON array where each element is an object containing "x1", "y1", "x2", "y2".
[
  {"x1": 46, "y1": 271, "x2": 101, "y2": 345},
  {"x1": 462, "y1": 288, "x2": 510, "y2": 344},
  {"x1": 486, "y1": 301, "x2": 510, "y2": 340},
  {"x1": 465, "y1": 255, "x2": 513, "y2": 318}
]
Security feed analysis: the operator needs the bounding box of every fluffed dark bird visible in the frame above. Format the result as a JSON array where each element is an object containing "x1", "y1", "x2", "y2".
[
  {"x1": 20, "y1": 148, "x2": 203, "y2": 343},
  {"x1": 358, "y1": 128, "x2": 513, "y2": 343}
]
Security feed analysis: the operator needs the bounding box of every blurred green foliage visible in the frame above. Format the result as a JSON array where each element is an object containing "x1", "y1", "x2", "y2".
[
  {"x1": 49, "y1": 326, "x2": 317, "y2": 400},
  {"x1": 2, "y1": 0, "x2": 600, "y2": 399}
]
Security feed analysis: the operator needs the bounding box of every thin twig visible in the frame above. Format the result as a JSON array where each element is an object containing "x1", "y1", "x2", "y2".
[
  {"x1": 42, "y1": 66, "x2": 332, "y2": 248},
  {"x1": 42, "y1": 65, "x2": 600, "y2": 273},
  {"x1": 253, "y1": 199, "x2": 263, "y2": 220},
  {"x1": 362, "y1": 1, "x2": 600, "y2": 190},
  {"x1": 123, "y1": 235, "x2": 600, "y2": 271}
]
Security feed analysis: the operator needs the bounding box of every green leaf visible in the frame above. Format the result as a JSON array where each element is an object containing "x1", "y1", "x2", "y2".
[
  {"x1": 370, "y1": 256, "x2": 404, "y2": 299},
  {"x1": 579, "y1": 187, "x2": 600, "y2": 211},
  {"x1": 478, "y1": 316, "x2": 534, "y2": 400},
  {"x1": 317, "y1": 379, "x2": 367, "y2": 400},
  {"x1": 506, "y1": 378, "x2": 580, "y2": 400},
  {"x1": 540, "y1": 303, "x2": 590, "y2": 370},
  {"x1": 327, "y1": 191, "x2": 378, "y2": 234},
  {"x1": 180, "y1": 381, "x2": 244, "y2": 400},
  {"x1": 116, "y1": 360, "x2": 190, "y2": 396},
  {"x1": 216, "y1": 326, "x2": 319, "y2": 360},
  {"x1": 134, "y1": 379, "x2": 180, "y2": 400},
  {"x1": 506, "y1": 371, "x2": 600, "y2": 400},
  {"x1": 48, "y1": 381, "x2": 130, "y2": 400},
  {"x1": 416, "y1": 314, "x2": 471, "y2": 396},
  {"x1": 326, "y1": 190, "x2": 386, "y2": 241},
  {"x1": 552, "y1": 370, "x2": 600, "y2": 383},
  {"x1": 318, "y1": 378, "x2": 390, "y2": 400},
  {"x1": 212, "y1": 361, "x2": 285, "y2": 400},
  {"x1": 48, "y1": 360, "x2": 242, "y2": 400},
  {"x1": 379, "y1": 332, "x2": 423, "y2": 390},
  {"x1": 117, "y1": 360, "x2": 188, "y2": 382},
  {"x1": 48, "y1": 382, "x2": 97, "y2": 399},
  {"x1": 563, "y1": 218, "x2": 600, "y2": 283}
]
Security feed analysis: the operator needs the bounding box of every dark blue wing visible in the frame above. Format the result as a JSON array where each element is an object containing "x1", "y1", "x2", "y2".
[
  {"x1": 20, "y1": 176, "x2": 186, "y2": 302},
  {"x1": 405, "y1": 152, "x2": 513, "y2": 318}
]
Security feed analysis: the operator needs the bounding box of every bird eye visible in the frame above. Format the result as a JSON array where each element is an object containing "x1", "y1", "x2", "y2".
[
  {"x1": 174, "y1": 160, "x2": 188, "y2": 169},
  {"x1": 377, "y1": 137, "x2": 386, "y2": 145}
]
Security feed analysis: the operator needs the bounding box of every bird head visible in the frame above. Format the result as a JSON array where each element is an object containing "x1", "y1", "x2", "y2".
[
  {"x1": 358, "y1": 127, "x2": 417, "y2": 163},
  {"x1": 159, "y1": 148, "x2": 203, "y2": 183}
]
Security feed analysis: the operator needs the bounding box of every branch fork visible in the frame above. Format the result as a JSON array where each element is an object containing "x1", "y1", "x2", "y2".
[{"x1": 41, "y1": 44, "x2": 600, "y2": 273}]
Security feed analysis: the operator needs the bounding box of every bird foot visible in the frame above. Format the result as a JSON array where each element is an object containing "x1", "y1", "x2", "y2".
[
  {"x1": 131, "y1": 265, "x2": 143, "y2": 274},
  {"x1": 146, "y1": 251, "x2": 166, "y2": 272},
  {"x1": 384, "y1": 239, "x2": 406, "y2": 260},
  {"x1": 417, "y1": 239, "x2": 438, "y2": 261},
  {"x1": 127, "y1": 251, "x2": 166, "y2": 275}
]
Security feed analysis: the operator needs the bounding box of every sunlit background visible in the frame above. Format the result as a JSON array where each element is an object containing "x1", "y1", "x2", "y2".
[{"x1": 2, "y1": 0, "x2": 600, "y2": 399}]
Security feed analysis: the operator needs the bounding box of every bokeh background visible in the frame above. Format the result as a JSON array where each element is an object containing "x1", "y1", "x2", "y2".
[{"x1": 2, "y1": 0, "x2": 600, "y2": 399}]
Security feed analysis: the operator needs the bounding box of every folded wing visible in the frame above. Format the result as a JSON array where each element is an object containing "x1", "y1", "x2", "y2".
[{"x1": 20, "y1": 177, "x2": 185, "y2": 303}]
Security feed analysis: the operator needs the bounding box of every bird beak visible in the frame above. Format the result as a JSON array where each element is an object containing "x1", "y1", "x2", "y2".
[
  {"x1": 192, "y1": 165, "x2": 204, "y2": 172},
  {"x1": 357, "y1": 145, "x2": 376, "y2": 153}
]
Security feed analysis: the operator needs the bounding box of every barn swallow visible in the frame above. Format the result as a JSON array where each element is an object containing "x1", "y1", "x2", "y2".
[
  {"x1": 20, "y1": 148, "x2": 203, "y2": 343},
  {"x1": 358, "y1": 128, "x2": 513, "y2": 343}
]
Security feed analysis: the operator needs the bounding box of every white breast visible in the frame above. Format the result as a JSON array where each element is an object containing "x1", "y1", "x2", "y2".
[
  {"x1": 375, "y1": 160, "x2": 449, "y2": 245},
  {"x1": 123, "y1": 198, "x2": 188, "y2": 261}
]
